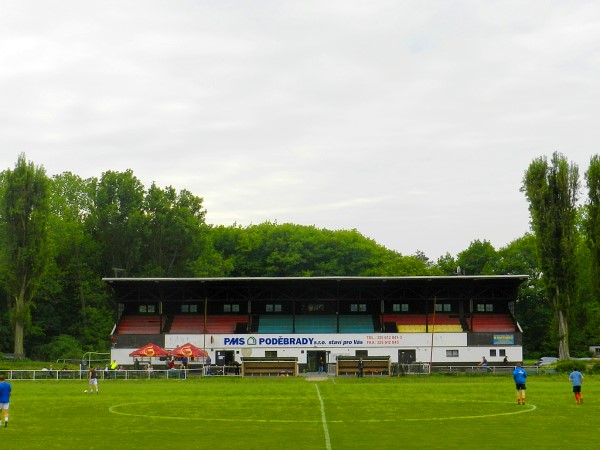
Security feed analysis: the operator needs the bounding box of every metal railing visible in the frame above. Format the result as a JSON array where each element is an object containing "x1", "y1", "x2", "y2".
[
  {"x1": 2, "y1": 366, "x2": 242, "y2": 381},
  {"x1": 1, "y1": 364, "x2": 554, "y2": 380},
  {"x1": 428, "y1": 364, "x2": 548, "y2": 375}
]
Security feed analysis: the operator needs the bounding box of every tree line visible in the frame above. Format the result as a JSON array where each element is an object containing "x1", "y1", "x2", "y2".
[{"x1": 1, "y1": 152, "x2": 599, "y2": 361}]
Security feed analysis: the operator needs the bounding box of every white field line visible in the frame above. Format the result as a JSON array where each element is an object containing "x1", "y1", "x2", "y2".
[
  {"x1": 315, "y1": 384, "x2": 332, "y2": 450},
  {"x1": 109, "y1": 400, "x2": 536, "y2": 425}
]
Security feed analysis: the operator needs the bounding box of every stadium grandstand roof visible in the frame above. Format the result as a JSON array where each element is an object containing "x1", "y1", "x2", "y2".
[{"x1": 103, "y1": 275, "x2": 528, "y2": 303}]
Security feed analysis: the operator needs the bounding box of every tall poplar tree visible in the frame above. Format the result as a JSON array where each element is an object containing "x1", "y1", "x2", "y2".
[
  {"x1": 584, "y1": 155, "x2": 600, "y2": 298},
  {"x1": 1, "y1": 154, "x2": 51, "y2": 358},
  {"x1": 522, "y1": 152, "x2": 579, "y2": 360},
  {"x1": 87, "y1": 169, "x2": 146, "y2": 276}
]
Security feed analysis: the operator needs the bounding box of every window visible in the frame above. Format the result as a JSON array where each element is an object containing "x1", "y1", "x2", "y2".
[
  {"x1": 355, "y1": 350, "x2": 368, "y2": 357},
  {"x1": 138, "y1": 304, "x2": 156, "y2": 313},
  {"x1": 392, "y1": 304, "x2": 409, "y2": 312},
  {"x1": 307, "y1": 303, "x2": 324, "y2": 312},
  {"x1": 181, "y1": 304, "x2": 198, "y2": 313},
  {"x1": 446, "y1": 350, "x2": 459, "y2": 357},
  {"x1": 265, "y1": 351, "x2": 277, "y2": 358},
  {"x1": 477, "y1": 303, "x2": 494, "y2": 312},
  {"x1": 223, "y1": 304, "x2": 239, "y2": 313},
  {"x1": 490, "y1": 349, "x2": 497, "y2": 357},
  {"x1": 266, "y1": 304, "x2": 282, "y2": 313},
  {"x1": 351, "y1": 304, "x2": 367, "y2": 312},
  {"x1": 435, "y1": 303, "x2": 451, "y2": 312},
  {"x1": 499, "y1": 349, "x2": 506, "y2": 357}
]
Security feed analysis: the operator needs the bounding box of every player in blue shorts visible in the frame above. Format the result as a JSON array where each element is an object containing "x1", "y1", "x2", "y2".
[
  {"x1": 0, "y1": 375, "x2": 12, "y2": 427},
  {"x1": 569, "y1": 368, "x2": 584, "y2": 404},
  {"x1": 512, "y1": 363, "x2": 527, "y2": 405}
]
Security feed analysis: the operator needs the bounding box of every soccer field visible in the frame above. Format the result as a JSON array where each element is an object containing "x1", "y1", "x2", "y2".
[{"x1": 1, "y1": 375, "x2": 597, "y2": 449}]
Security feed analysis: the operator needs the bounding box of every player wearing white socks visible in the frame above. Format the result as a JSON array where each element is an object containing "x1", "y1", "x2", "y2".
[{"x1": 0, "y1": 375, "x2": 11, "y2": 427}]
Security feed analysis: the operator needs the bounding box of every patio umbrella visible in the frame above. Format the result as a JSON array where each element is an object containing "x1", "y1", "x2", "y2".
[
  {"x1": 129, "y1": 342, "x2": 169, "y2": 359},
  {"x1": 169, "y1": 342, "x2": 209, "y2": 359}
]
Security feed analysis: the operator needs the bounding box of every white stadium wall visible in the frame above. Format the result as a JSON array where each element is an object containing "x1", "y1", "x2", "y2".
[{"x1": 112, "y1": 331, "x2": 522, "y2": 367}]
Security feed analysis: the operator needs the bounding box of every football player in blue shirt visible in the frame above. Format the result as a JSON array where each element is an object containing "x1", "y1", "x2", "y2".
[
  {"x1": 512, "y1": 363, "x2": 527, "y2": 405},
  {"x1": 569, "y1": 368, "x2": 584, "y2": 404},
  {"x1": 0, "y1": 375, "x2": 12, "y2": 427}
]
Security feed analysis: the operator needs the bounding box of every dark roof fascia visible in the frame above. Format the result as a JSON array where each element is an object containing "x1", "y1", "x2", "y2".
[{"x1": 103, "y1": 275, "x2": 529, "y2": 283}]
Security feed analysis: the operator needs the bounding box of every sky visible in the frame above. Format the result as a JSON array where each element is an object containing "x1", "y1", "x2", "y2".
[{"x1": 1, "y1": 1, "x2": 600, "y2": 261}]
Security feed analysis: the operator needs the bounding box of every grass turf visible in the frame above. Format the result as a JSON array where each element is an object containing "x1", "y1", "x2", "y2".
[{"x1": 1, "y1": 374, "x2": 597, "y2": 449}]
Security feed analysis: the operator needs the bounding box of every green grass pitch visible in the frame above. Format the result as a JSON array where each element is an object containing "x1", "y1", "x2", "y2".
[{"x1": 1, "y1": 374, "x2": 597, "y2": 449}]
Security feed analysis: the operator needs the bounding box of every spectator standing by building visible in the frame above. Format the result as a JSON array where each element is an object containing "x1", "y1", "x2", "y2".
[
  {"x1": 205, "y1": 356, "x2": 212, "y2": 375},
  {"x1": 180, "y1": 356, "x2": 189, "y2": 379},
  {"x1": 0, "y1": 376, "x2": 11, "y2": 427},
  {"x1": 109, "y1": 359, "x2": 118, "y2": 379},
  {"x1": 357, "y1": 358, "x2": 364, "y2": 378},
  {"x1": 569, "y1": 367, "x2": 584, "y2": 404},
  {"x1": 512, "y1": 363, "x2": 527, "y2": 405}
]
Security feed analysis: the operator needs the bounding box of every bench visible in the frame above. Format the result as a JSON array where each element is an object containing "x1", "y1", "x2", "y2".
[
  {"x1": 242, "y1": 358, "x2": 298, "y2": 377},
  {"x1": 337, "y1": 357, "x2": 391, "y2": 376},
  {"x1": 243, "y1": 368, "x2": 294, "y2": 376}
]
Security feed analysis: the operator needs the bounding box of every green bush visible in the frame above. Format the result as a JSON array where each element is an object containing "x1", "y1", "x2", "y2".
[
  {"x1": 589, "y1": 360, "x2": 600, "y2": 374},
  {"x1": 555, "y1": 359, "x2": 586, "y2": 373},
  {"x1": 31, "y1": 334, "x2": 83, "y2": 362}
]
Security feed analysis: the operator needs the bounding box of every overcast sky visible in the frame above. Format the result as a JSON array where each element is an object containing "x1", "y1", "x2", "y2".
[{"x1": 2, "y1": 1, "x2": 599, "y2": 260}]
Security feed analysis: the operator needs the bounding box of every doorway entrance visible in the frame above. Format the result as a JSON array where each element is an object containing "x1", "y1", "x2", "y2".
[
  {"x1": 398, "y1": 349, "x2": 416, "y2": 364},
  {"x1": 216, "y1": 350, "x2": 235, "y2": 366},
  {"x1": 398, "y1": 349, "x2": 416, "y2": 375},
  {"x1": 307, "y1": 350, "x2": 327, "y2": 373}
]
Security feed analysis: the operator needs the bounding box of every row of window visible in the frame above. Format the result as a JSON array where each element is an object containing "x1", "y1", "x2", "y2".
[
  {"x1": 262, "y1": 350, "x2": 370, "y2": 358},
  {"x1": 137, "y1": 302, "x2": 497, "y2": 314},
  {"x1": 446, "y1": 349, "x2": 507, "y2": 358},
  {"x1": 264, "y1": 349, "x2": 507, "y2": 359}
]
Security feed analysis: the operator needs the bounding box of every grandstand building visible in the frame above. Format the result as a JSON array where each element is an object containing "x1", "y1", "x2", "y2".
[{"x1": 106, "y1": 275, "x2": 527, "y2": 373}]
